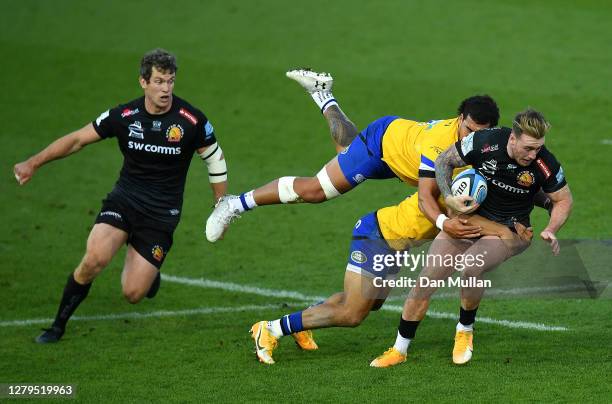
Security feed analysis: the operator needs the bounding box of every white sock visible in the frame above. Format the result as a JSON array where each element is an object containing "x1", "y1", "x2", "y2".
[
  {"x1": 393, "y1": 331, "x2": 411, "y2": 355},
  {"x1": 310, "y1": 91, "x2": 338, "y2": 113},
  {"x1": 267, "y1": 319, "x2": 283, "y2": 338},
  {"x1": 228, "y1": 191, "x2": 257, "y2": 213},
  {"x1": 456, "y1": 322, "x2": 474, "y2": 332}
]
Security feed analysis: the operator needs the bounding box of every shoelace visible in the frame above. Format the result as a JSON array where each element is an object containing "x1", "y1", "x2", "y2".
[{"x1": 213, "y1": 198, "x2": 241, "y2": 226}]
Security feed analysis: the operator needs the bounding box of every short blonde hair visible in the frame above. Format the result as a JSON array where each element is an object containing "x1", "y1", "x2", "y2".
[{"x1": 512, "y1": 108, "x2": 551, "y2": 139}]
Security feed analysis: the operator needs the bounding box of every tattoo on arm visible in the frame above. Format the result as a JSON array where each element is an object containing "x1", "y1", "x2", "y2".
[
  {"x1": 435, "y1": 146, "x2": 467, "y2": 198},
  {"x1": 325, "y1": 106, "x2": 359, "y2": 147}
]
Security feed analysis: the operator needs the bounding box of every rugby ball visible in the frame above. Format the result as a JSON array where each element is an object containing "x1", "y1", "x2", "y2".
[{"x1": 451, "y1": 169, "x2": 488, "y2": 204}]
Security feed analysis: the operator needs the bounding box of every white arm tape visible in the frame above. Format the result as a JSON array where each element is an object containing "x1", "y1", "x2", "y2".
[
  {"x1": 199, "y1": 142, "x2": 227, "y2": 183},
  {"x1": 436, "y1": 214, "x2": 449, "y2": 231}
]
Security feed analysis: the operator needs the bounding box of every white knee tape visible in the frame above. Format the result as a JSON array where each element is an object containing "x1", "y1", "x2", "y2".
[
  {"x1": 316, "y1": 167, "x2": 341, "y2": 200},
  {"x1": 278, "y1": 176, "x2": 300, "y2": 203}
]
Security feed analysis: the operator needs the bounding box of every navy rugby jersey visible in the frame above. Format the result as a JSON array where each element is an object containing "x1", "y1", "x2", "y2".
[
  {"x1": 455, "y1": 127, "x2": 567, "y2": 226},
  {"x1": 93, "y1": 95, "x2": 216, "y2": 223}
]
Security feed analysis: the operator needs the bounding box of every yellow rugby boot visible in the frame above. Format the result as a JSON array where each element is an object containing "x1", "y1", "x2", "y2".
[
  {"x1": 250, "y1": 321, "x2": 279, "y2": 365},
  {"x1": 452, "y1": 330, "x2": 473, "y2": 365},
  {"x1": 369, "y1": 348, "x2": 407, "y2": 368},
  {"x1": 292, "y1": 330, "x2": 319, "y2": 351}
]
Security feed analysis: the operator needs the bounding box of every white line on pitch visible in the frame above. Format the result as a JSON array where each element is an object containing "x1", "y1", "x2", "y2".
[
  {"x1": 0, "y1": 304, "x2": 304, "y2": 328},
  {"x1": 601, "y1": 139, "x2": 612, "y2": 145},
  {"x1": 162, "y1": 274, "x2": 569, "y2": 332}
]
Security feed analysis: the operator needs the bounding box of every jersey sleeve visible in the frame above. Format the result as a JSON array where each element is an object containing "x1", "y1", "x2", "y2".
[
  {"x1": 418, "y1": 139, "x2": 444, "y2": 179},
  {"x1": 455, "y1": 131, "x2": 480, "y2": 166},
  {"x1": 92, "y1": 106, "x2": 120, "y2": 139},
  {"x1": 537, "y1": 148, "x2": 567, "y2": 193},
  {"x1": 193, "y1": 112, "x2": 217, "y2": 149}
]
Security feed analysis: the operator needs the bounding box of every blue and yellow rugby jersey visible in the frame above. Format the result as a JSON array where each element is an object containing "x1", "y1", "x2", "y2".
[
  {"x1": 381, "y1": 118, "x2": 460, "y2": 186},
  {"x1": 377, "y1": 117, "x2": 470, "y2": 243}
]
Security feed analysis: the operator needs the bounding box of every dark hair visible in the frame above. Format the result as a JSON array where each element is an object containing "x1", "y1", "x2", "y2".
[
  {"x1": 140, "y1": 48, "x2": 177, "y2": 82},
  {"x1": 457, "y1": 95, "x2": 499, "y2": 127}
]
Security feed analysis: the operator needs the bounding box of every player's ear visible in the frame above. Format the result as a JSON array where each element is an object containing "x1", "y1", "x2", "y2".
[{"x1": 139, "y1": 76, "x2": 147, "y2": 89}]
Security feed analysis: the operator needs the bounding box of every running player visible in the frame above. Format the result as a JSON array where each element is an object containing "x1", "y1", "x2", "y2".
[
  {"x1": 370, "y1": 108, "x2": 572, "y2": 367},
  {"x1": 13, "y1": 49, "x2": 228, "y2": 343}
]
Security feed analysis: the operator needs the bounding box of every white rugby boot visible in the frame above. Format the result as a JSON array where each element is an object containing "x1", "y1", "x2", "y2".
[
  {"x1": 286, "y1": 68, "x2": 334, "y2": 93},
  {"x1": 205, "y1": 195, "x2": 241, "y2": 242}
]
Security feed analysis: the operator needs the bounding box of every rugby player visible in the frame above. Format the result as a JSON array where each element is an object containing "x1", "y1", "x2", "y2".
[
  {"x1": 13, "y1": 49, "x2": 228, "y2": 343},
  {"x1": 369, "y1": 108, "x2": 573, "y2": 367},
  {"x1": 205, "y1": 69, "x2": 502, "y2": 243}
]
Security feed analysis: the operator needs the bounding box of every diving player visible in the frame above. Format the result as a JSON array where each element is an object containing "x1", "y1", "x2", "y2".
[{"x1": 205, "y1": 70, "x2": 501, "y2": 242}]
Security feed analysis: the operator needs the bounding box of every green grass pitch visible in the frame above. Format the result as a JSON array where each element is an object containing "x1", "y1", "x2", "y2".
[{"x1": 1, "y1": 1, "x2": 611, "y2": 402}]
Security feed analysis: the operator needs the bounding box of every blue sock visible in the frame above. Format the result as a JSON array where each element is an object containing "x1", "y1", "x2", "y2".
[{"x1": 279, "y1": 311, "x2": 304, "y2": 336}]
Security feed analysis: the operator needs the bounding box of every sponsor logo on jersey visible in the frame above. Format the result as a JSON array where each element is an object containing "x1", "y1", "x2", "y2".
[
  {"x1": 165, "y1": 124, "x2": 184, "y2": 142},
  {"x1": 424, "y1": 120, "x2": 442, "y2": 130},
  {"x1": 128, "y1": 121, "x2": 144, "y2": 139},
  {"x1": 480, "y1": 159, "x2": 497, "y2": 176},
  {"x1": 517, "y1": 170, "x2": 535, "y2": 187},
  {"x1": 460, "y1": 132, "x2": 475, "y2": 155},
  {"x1": 507, "y1": 163, "x2": 517, "y2": 170},
  {"x1": 204, "y1": 121, "x2": 214, "y2": 140},
  {"x1": 430, "y1": 145, "x2": 444, "y2": 155},
  {"x1": 535, "y1": 158, "x2": 552, "y2": 179},
  {"x1": 480, "y1": 143, "x2": 499, "y2": 153},
  {"x1": 179, "y1": 108, "x2": 198, "y2": 125},
  {"x1": 353, "y1": 173, "x2": 366, "y2": 184},
  {"x1": 152, "y1": 245, "x2": 165, "y2": 262},
  {"x1": 152, "y1": 121, "x2": 162, "y2": 131},
  {"x1": 492, "y1": 179, "x2": 529, "y2": 194},
  {"x1": 128, "y1": 141, "x2": 181, "y2": 155},
  {"x1": 121, "y1": 108, "x2": 139, "y2": 118},
  {"x1": 351, "y1": 250, "x2": 367, "y2": 264},
  {"x1": 355, "y1": 219, "x2": 362, "y2": 229},
  {"x1": 556, "y1": 166, "x2": 565, "y2": 183}
]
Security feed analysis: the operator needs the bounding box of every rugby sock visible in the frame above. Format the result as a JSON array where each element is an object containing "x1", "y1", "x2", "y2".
[
  {"x1": 51, "y1": 274, "x2": 92, "y2": 330},
  {"x1": 228, "y1": 191, "x2": 257, "y2": 213},
  {"x1": 395, "y1": 318, "x2": 420, "y2": 355},
  {"x1": 311, "y1": 91, "x2": 338, "y2": 114},
  {"x1": 266, "y1": 301, "x2": 322, "y2": 337},
  {"x1": 268, "y1": 311, "x2": 304, "y2": 338},
  {"x1": 393, "y1": 331, "x2": 411, "y2": 355},
  {"x1": 457, "y1": 306, "x2": 478, "y2": 332},
  {"x1": 267, "y1": 320, "x2": 284, "y2": 338},
  {"x1": 281, "y1": 311, "x2": 304, "y2": 336}
]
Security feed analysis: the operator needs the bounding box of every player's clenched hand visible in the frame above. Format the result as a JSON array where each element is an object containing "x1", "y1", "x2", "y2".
[
  {"x1": 443, "y1": 217, "x2": 481, "y2": 238},
  {"x1": 540, "y1": 229, "x2": 559, "y2": 255},
  {"x1": 514, "y1": 222, "x2": 534, "y2": 242},
  {"x1": 13, "y1": 160, "x2": 35, "y2": 185},
  {"x1": 445, "y1": 195, "x2": 479, "y2": 215}
]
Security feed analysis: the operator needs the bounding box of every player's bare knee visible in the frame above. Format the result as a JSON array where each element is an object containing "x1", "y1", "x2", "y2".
[
  {"x1": 122, "y1": 287, "x2": 145, "y2": 304},
  {"x1": 338, "y1": 306, "x2": 368, "y2": 327},
  {"x1": 78, "y1": 251, "x2": 109, "y2": 280}
]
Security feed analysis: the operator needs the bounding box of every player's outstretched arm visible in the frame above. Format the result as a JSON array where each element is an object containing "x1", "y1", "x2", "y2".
[
  {"x1": 417, "y1": 178, "x2": 481, "y2": 238},
  {"x1": 13, "y1": 123, "x2": 102, "y2": 185},
  {"x1": 541, "y1": 184, "x2": 573, "y2": 255},
  {"x1": 435, "y1": 146, "x2": 478, "y2": 214},
  {"x1": 197, "y1": 143, "x2": 227, "y2": 203}
]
